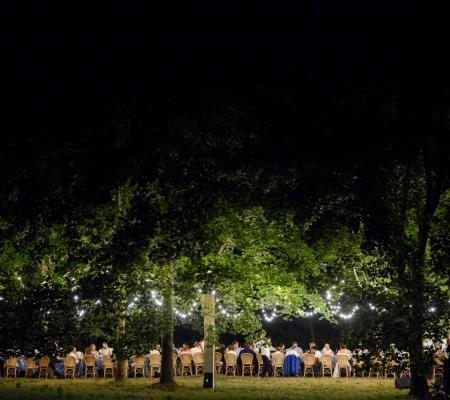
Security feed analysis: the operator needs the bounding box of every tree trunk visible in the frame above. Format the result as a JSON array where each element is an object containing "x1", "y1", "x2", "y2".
[
  {"x1": 408, "y1": 142, "x2": 443, "y2": 399},
  {"x1": 408, "y1": 268, "x2": 428, "y2": 398},
  {"x1": 160, "y1": 263, "x2": 175, "y2": 385},
  {"x1": 115, "y1": 304, "x2": 128, "y2": 382}
]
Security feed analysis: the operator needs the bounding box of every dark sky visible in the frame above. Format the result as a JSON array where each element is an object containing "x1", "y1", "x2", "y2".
[{"x1": 2, "y1": 3, "x2": 445, "y2": 140}]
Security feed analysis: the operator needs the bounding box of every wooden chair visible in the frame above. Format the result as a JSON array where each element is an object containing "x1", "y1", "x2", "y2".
[
  {"x1": 272, "y1": 353, "x2": 284, "y2": 377},
  {"x1": 337, "y1": 355, "x2": 351, "y2": 378},
  {"x1": 25, "y1": 358, "x2": 37, "y2": 378},
  {"x1": 215, "y1": 352, "x2": 222, "y2": 374},
  {"x1": 224, "y1": 352, "x2": 237, "y2": 376},
  {"x1": 149, "y1": 354, "x2": 161, "y2": 377},
  {"x1": 303, "y1": 354, "x2": 315, "y2": 377},
  {"x1": 133, "y1": 356, "x2": 145, "y2": 378},
  {"x1": 180, "y1": 353, "x2": 193, "y2": 376},
  {"x1": 432, "y1": 357, "x2": 444, "y2": 380},
  {"x1": 5, "y1": 358, "x2": 18, "y2": 378},
  {"x1": 256, "y1": 353, "x2": 263, "y2": 376},
  {"x1": 193, "y1": 352, "x2": 205, "y2": 375},
  {"x1": 353, "y1": 358, "x2": 365, "y2": 377},
  {"x1": 173, "y1": 354, "x2": 178, "y2": 376},
  {"x1": 241, "y1": 353, "x2": 254, "y2": 377},
  {"x1": 84, "y1": 355, "x2": 96, "y2": 378},
  {"x1": 39, "y1": 356, "x2": 50, "y2": 378},
  {"x1": 103, "y1": 356, "x2": 115, "y2": 378},
  {"x1": 384, "y1": 359, "x2": 398, "y2": 379},
  {"x1": 321, "y1": 355, "x2": 333, "y2": 377},
  {"x1": 63, "y1": 356, "x2": 76, "y2": 379},
  {"x1": 369, "y1": 356, "x2": 381, "y2": 378}
]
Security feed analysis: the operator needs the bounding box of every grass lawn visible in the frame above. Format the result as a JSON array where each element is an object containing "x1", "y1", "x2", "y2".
[{"x1": 0, "y1": 376, "x2": 411, "y2": 400}]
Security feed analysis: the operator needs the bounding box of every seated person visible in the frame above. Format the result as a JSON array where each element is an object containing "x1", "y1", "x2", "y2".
[
  {"x1": 337, "y1": 343, "x2": 353, "y2": 372},
  {"x1": 149, "y1": 344, "x2": 161, "y2": 355},
  {"x1": 291, "y1": 341, "x2": 303, "y2": 356},
  {"x1": 231, "y1": 340, "x2": 242, "y2": 356},
  {"x1": 286, "y1": 345, "x2": 300, "y2": 357},
  {"x1": 68, "y1": 346, "x2": 84, "y2": 378},
  {"x1": 239, "y1": 343, "x2": 258, "y2": 374},
  {"x1": 68, "y1": 346, "x2": 82, "y2": 364},
  {"x1": 190, "y1": 341, "x2": 203, "y2": 355},
  {"x1": 260, "y1": 341, "x2": 272, "y2": 377},
  {"x1": 99, "y1": 341, "x2": 113, "y2": 357},
  {"x1": 434, "y1": 344, "x2": 446, "y2": 361},
  {"x1": 226, "y1": 344, "x2": 237, "y2": 355},
  {"x1": 180, "y1": 342, "x2": 191, "y2": 354},
  {"x1": 87, "y1": 344, "x2": 99, "y2": 357},
  {"x1": 272, "y1": 345, "x2": 284, "y2": 356},
  {"x1": 322, "y1": 343, "x2": 334, "y2": 356},
  {"x1": 307, "y1": 345, "x2": 322, "y2": 376}
]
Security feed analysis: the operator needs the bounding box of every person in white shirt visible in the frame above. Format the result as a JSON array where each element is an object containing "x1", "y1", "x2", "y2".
[
  {"x1": 190, "y1": 342, "x2": 202, "y2": 355},
  {"x1": 99, "y1": 341, "x2": 113, "y2": 357},
  {"x1": 285, "y1": 347, "x2": 299, "y2": 357},
  {"x1": 226, "y1": 344, "x2": 237, "y2": 356},
  {"x1": 307, "y1": 345, "x2": 321, "y2": 376},
  {"x1": 322, "y1": 343, "x2": 334, "y2": 356},
  {"x1": 68, "y1": 346, "x2": 82, "y2": 364},
  {"x1": 231, "y1": 340, "x2": 241, "y2": 356},
  {"x1": 88, "y1": 344, "x2": 99, "y2": 358},
  {"x1": 291, "y1": 341, "x2": 303, "y2": 356},
  {"x1": 260, "y1": 340, "x2": 272, "y2": 377},
  {"x1": 150, "y1": 344, "x2": 161, "y2": 355}
]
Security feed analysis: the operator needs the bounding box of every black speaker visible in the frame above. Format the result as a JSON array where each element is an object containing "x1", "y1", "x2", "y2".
[
  {"x1": 203, "y1": 372, "x2": 214, "y2": 389},
  {"x1": 395, "y1": 376, "x2": 410, "y2": 389}
]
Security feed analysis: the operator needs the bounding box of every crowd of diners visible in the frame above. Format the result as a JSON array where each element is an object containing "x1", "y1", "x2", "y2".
[{"x1": 2, "y1": 335, "x2": 448, "y2": 379}]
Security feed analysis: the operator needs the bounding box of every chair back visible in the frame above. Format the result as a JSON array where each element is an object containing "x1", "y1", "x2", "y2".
[
  {"x1": 134, "y1": 356, "x2": 145, "y2": 367},
  {"x1": 6, "y1": 358, "x2": 18, "y2": 367},
  {"x1": 193, "y1": 352, "x2": 205, "y2": 364},
  {"x1": 257, "y1": 352, "x2": 263, "y2": 365},
  {"x1": 149, "y1": 354, "x2": 161, "y2": 366},
  {"x1": 180, "y1": 353, "x2": 193, "y2": 365},
  {"x1": 337, "y1": 354, "x2": 350, "y2": 368},
  {"x1": 241, "y1": 353, "x2": 254, "y2": 366},
  {"x1": 84, "y1": 355, "x2": 96, "y2": 367},
  {"x1": 321, "y1": 354, "x2": 333, "y2": 368},
  {"x1": 303, "y1": 353, "x2": 315, "y2": 367},
  {"x1": 272, "y1": 352, "x2": 284, "y2": 367},
  {"x1": 103, "y1": 356, "x2": 114, "y2": 367},
  {"x1": 64, "y1": 356, "x2": 76, "y2": 367},
  {"x1": 224, "y1": 352, "x2": 237, "y2": 365},
  {"x1": 215, "y1": 352, "x2": 222, "y2": 364},
  {"x1": 39, "y1": 356, "x2": 50, "y2": 367},
  {"x1": 25, "y1": 358, "x2": 35, "y2": 368}
]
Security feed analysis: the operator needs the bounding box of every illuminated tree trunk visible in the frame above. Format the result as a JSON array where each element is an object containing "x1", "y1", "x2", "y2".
[
  {"x1": 114, "y1": 185, "x2": 128, "y2": 382},
  {"x1": 160, "y1": 262, "x2": 175, "y2": 385},
  {"x1": 203, "y1": 293, "x2": 215, "y2": 389},
  {"x1": 115, "y1": 304, "x2": 129, "y2": 381}
]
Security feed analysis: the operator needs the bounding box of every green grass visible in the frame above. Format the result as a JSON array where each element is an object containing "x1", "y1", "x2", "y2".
[{"x1": 0, "y1": 376, "x2": 411, "y2": 400}]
